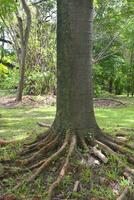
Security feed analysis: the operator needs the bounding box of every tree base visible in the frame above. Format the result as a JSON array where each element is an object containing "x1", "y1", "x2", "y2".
[{"x1": 1, "y1": 128, "x2": 134, "y2": 200}]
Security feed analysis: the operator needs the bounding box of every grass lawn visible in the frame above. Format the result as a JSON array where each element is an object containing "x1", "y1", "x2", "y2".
[
  {"x1": 0, "y1": 105, "x2": 56, "y2": 141},
  {"x1": 0, "y1": 96, "x2": 134, "y2": 141}
]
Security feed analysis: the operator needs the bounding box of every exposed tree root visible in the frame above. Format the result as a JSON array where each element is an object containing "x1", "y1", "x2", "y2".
[
  {"x1": 20, "y1": 131, "x2": 55, "y2": 156},
  {"x1": 95, "y1": 140, "x2": 118, "y2": 156},
  {"x1": 47, "y1": 134, "x2": 76, "y2": 200},
  {"x1": 117, "y1": 176, "x2": 133, "y2": 200},
  {"x1": 14, "y1": 132, "x2": 70, "y2": 190},
  {"x1": 2, "y1": 129, "x2": 134, "y2": 200},
  {"x1": 73, "y1": 181, "x2": 80, "y2": 192},
  {"x1": 98, "y1": 134, "x2": 134, "y2": 164},
  {"x1": 92, "y1": 146, "x2": 108, "y2": 163},
  {"x1": 117, "y1": 187, "x2": 130, "y2": 200},
  {"x1": 37, "y1": 122, "x2": 51, "y2": 128},
  {"x1": 20, "y1": 135, "x2": 59, "y2": 166}
]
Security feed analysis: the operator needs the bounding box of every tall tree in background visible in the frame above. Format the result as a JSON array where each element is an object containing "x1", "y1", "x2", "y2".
[
  {"x1": 0, "y1": 0, "x2": 31, "y2": 101},
  {"x1": 16, "y1": 0, "x2": 31, "y2": 101},
  {"x1": 9, "y1": 1, "x2": 134, "y2": 199}
]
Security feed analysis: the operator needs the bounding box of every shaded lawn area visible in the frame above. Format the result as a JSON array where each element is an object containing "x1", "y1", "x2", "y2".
[
  {"x1": 0, "y1": 99, "x2": 134, "y2": 141},
  {"x1": 0, "y1": 106, "x2": 56, "y2": 141}
]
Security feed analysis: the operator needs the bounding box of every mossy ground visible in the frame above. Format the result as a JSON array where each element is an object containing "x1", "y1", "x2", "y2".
[{"x1": 0, "y1": 91, "x2": 134, "y2": 200}]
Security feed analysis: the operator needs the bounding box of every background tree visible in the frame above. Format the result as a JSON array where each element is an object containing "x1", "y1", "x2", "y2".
[
  {"x1": 0, "y1": 0, "x2": 31, "y2": 101},
  {"x1": 16, "y1": 0, "x2": 31, "y2": 101}
]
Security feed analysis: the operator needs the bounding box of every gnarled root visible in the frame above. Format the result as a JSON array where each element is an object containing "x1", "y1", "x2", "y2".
[
  {"x1": 14, "y1": 132, "x2": 71, "y2": 190},
  {"x1": 97, "y1": 134, "x2": 134, "y2": 164},
  {"x1": 20, "y1": 135, "x2": 59, "y2": 166},
  {"x1": 7, "y1": 130, "x2": 134, "y2": 200},
  {"x1": 47, "y1": 134, "x2": 76, "y2": 200}
]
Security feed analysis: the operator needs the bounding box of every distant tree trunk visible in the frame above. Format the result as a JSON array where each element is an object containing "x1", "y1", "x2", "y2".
[
  {"x1": 130, "y1": 47, "x2": 134, "y2": 97},
  {"x1": 108, "y1": 77, "x2": 113, "y2": 93},
  {"x1": 53, "y1": 0, "x2": 100, "y2": 136},
  {"x1": 16, "y1": 0, "x2": 31, "y2": 102},
  {"x1": 1, "y1": 30, "x2": 5, "y2": 60}
]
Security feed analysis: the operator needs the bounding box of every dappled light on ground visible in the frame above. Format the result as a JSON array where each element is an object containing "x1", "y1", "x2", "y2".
[{"x1": 0, "y1": 96, "x2": 133, "y2": 141}]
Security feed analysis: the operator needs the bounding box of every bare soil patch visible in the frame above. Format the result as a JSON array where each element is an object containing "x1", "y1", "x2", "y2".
[
  {"x1": 94, "y1": 98, "x2": 125, "y2": 108},
  {"x1": 0, "y1": 95, "x2": 125, "y2": 108},
  {"x1": 0, "y1": 95, "x2": 56, "y2": 108}
]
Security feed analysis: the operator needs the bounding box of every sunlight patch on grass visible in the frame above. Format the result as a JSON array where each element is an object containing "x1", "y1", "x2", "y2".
[
  {"x1": 95, "y1": 106, "x2": 134, "y2": 133},
  {"x1": 0, "y1": 101, "x2": 134, "y2": 141}
]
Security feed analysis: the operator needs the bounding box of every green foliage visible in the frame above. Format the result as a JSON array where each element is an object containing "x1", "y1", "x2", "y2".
[
  {"x1": 72, "y1": 189, "x2": 91, "y2": 199},
  {"x1": 0, "y1": 0, "x2": 133, "y2": 97},
  {"x1": 0, "y1": 68, "x2": 19, "y2": 90},
  {"x1": 61, "y1": 175, "x2": 73, "y2": 188},
  {"x1": 91, "y1": 186, "x2": 115, "y2": 200},
  {"x1": 120, "y1": 177, "x2": 130, "y2": 188},
  {"x1": 106, "y1": 170, "x2": 118, "y2": 181},
  {"x1": 24, "y1": 69, "x2": 56, "y2": 95},
  {"x1": 80, "y1": 168, "x2": 91, "y2": 184},
  {"x1": 0, "y1": 0, "x2": 17, "y2": 17},
  {"x1": 0, "y1": 64, "x2": 8, "y2": 80},
  {"x1": 93, "y1": 0, "x2": 134, "y2": 97}
]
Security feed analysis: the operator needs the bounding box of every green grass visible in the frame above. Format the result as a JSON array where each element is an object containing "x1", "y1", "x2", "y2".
[
  {"x1": 0, "y1": 96, "x2": 133, "y2": 141},
  {"x1": 0, "y1": 106, "x2": 55, "y2": 141},
  {"x1": 96, "y1": 106, "x2": 134, "y2": 133}
]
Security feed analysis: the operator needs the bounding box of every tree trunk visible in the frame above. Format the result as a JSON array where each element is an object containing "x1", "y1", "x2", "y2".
[
  {"x1": 1, "y1": 30, "x2": 5, "y2": 60},
  {"x1": 16, "y1": 45, "x2": 27, "y2": 101},
  {"x1": 53, "y1": 0, "x2": 100, "y2": 136},
  {"x1": 108, "y1": 77, "x2": 113, "y2": 93},
  {"x1": 16, "y1": 0, "x2": 31, "y2": 102}
]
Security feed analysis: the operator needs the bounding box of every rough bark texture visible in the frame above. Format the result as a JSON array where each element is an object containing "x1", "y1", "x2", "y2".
[{"x1": 53, "y1": 0, "x2": 100, "y2": 136}]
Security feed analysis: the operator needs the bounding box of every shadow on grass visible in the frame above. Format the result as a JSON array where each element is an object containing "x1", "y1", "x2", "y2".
[{"x1": 0, "y1": 106, "x2": 56, "y2": 141}]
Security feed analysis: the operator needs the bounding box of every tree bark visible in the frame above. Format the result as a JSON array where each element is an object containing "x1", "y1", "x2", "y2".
[
  {"x1": 108, "y1": 77, "x2": 113, "y2": 93},
  {"x1": 53, "y1": 0, "x2": 100, "y2": 136},
  {"x1": 16, "y1": 0, "x2": 31, "y2": 102}
]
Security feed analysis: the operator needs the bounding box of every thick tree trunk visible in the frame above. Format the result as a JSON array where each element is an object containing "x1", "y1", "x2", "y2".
[{"x1": 53, "y1": 0, "x2": 100, "y2": 136}]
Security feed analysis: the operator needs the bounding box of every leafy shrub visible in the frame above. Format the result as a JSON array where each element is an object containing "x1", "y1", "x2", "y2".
[
  {"x1": 0, "y1": 67, "x2": 19, "y2": 90},
  {"x1": 24, "y1": 69, "x2": 56, "y2": 95},
  {"x1": 0, "y1": 64, "x2": 8, "y2": 81}
]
